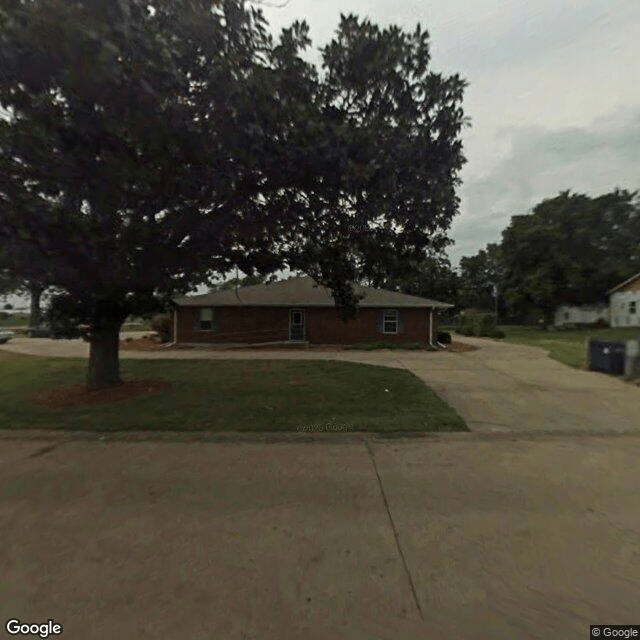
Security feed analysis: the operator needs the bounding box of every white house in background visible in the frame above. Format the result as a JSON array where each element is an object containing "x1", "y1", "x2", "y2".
[
  {"x1": 608, "y1": 271, "x2": 640, "y2": 328},
  {"x1": 554, "y1": 304, "x2": 610, "y2": 328}
]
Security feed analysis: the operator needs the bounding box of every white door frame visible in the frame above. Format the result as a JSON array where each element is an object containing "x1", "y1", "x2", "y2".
[{"x1": 289, "y1": 308, "x2": 305, "y2": 341}]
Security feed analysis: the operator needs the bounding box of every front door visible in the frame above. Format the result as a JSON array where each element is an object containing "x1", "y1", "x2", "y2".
[{"x1": 289, "y1": 309, "x2": 305, "y2": 341}]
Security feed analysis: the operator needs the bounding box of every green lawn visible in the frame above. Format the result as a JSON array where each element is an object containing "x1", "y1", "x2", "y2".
[
  {"x1": 497, "y1": 325, "x2": 640, "y2": 368},
  {"x1": 0, "y1": 352, "x2": 467, "y2": 433},
  {"x1": 0, "y1": 313, "x2": 30, "y2": 328}
]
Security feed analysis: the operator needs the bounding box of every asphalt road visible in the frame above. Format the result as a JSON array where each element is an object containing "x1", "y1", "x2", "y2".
[{"x1": 1, "y1": 433, "x2": 639, "y2": 639}]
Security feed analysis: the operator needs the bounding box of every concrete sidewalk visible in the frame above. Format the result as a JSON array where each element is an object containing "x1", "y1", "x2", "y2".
[
  {"x1": 3, "y1": 336, "x2": 640, "y2": 434},
  {"x1": 1, "y1": 435, "x2": 639, "y2": 639}
]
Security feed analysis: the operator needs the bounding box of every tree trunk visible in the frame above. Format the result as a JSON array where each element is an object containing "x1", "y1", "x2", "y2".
[
  {"x1": 87, "y1": 325, "x2": 122, "y2": 390},
  {"x1": 28, "y1": 282, "x2": 43, "y2": 328}
]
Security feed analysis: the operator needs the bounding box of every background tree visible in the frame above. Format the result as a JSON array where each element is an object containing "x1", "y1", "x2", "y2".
[
  {"x1": 365, "y1": 252, "x2": 458, "y2": 304},
  {"x1": 458, "y1": 243, "x2": 503, "y2": 315},
  {"x1": 0, "y1": 1, "x2": 467, "y2": 389},
  {"x1": 499, "y1": 190, "x2": 640, "y2": 324},
  {"x1": 209, "y1": 273, "x2": 271, "y2": 292},
  {"x1": 0, "y1": 247, "x2": 48, "y2": 328}
]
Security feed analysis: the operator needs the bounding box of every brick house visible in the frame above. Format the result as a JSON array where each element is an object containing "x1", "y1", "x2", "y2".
[
  {"x1": 608, "y1": 271, "x2": 640, "y2": 327},
  {"x1": 172, "y1": 276, "x2": 453, "y2": 346}
]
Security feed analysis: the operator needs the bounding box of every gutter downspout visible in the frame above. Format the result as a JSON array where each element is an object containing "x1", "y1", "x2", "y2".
[
  {"x1": 163, "y1": 307, "x2": 178, "y2": 348},
  {"x1": 429, "y1": 308, "x2": 435, "y2": 347},
  {"x1": 429, "y1": 307, "x2": 447, "y2": 349}
]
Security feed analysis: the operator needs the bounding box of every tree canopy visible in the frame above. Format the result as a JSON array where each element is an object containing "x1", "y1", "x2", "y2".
[
  {"x1": 365, "y1": 251, "x2": 459, "y2": 305},
  {"x1": 460, "y1": 189, "x2": 640, "y2": 323},
  {"x1": 458, "y1": 243, "x2": 502, "y2": 312},
  {"x1": 0, "y1": 0, "x2": 467, "y2": 388}
]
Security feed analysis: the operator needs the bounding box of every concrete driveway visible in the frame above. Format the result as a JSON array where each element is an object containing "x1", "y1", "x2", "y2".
[
  {"x1": 3, "y1": 336, "x2": 640, "y2": 433},
  {"x1": 1, "y1": 433, "x2": 639, "y2": 639}
]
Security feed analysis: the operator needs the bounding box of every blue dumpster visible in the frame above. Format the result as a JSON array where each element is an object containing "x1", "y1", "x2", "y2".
[{"x1": 588, "y1": 340, "x2": 626, "y2": 375}]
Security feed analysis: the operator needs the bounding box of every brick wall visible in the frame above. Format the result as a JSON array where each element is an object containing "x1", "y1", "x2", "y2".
[
  {"x1": 175, "y1": 306, "x2": 290, "y2": 343},
  {"x1": 175, "y1": 306, "x2": 437, "y2": 345}
]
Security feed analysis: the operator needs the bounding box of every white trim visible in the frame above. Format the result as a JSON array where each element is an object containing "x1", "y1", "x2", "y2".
[
  {"x1": 382, "y1": 309, "x2": 399, "y2": 334},
  {"x1": 196, "y1": 307, "x2": 217, "y2": 332},
  {"x1": 429, "y1": 308, "x2": 433, "y2": 345},
  {"x1": 289, "y1": 308, "x2": 306, "y2": 341}
]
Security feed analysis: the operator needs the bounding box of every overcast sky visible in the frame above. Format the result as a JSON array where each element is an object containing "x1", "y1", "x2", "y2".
[
  {"x1": 263, "y1": 0, "x2": 640, "y2": 265},
  {"x1": 3, "y1": 0, "x2": 639, "y2": 309}
]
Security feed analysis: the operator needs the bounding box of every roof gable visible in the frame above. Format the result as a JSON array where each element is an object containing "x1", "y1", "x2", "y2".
[
  {"x1": 174, "y1": 276, "x2": 453, "y2": 309},
  {"x1": 607, "y1": 271, "x2": 640, "y2": 294}
]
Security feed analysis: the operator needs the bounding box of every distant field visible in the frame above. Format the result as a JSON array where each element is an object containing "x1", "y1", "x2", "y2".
[
  {"x1": 497, "y1": 325, "x2": 640, "y2": 368},
  {"x1": 0, "y1": 313, "x2": 29, "y2": 328},
  {"x1": 0, "y1": 314, "x2": 151, "y2": 332},
  {"x1": 122, "y1": 318, "x2": 152, "y2": 331}
]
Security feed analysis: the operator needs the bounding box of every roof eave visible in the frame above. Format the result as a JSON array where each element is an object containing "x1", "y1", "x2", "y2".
[
  {"x1": 607, "y1": 271, "x2": 640, "y2": 294},
  {"x1": 173, "y1": 300, "x2": 454, "y2": 309}
]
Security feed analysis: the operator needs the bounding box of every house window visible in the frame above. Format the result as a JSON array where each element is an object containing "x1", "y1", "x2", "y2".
[
  {"x1": 630, "y1": 301, "x2": 637, "y2": 315},
  {"x1": 198, "y1": 308, "x2": 216, "y2": 331},
  {"x1": 564, "y1": 312, "x2": 570, "y2": 320},
  {"x1": 382, "y1": 309, "x2": 399, "y2": 334}
]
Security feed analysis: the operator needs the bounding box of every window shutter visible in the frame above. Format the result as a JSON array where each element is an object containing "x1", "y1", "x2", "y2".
[
  {"x1": 376, "y1": 310, "x2": 384, "y2": 333},
  {"x1": 192, "y1": 308, "x2": 200, "y2": 331}
]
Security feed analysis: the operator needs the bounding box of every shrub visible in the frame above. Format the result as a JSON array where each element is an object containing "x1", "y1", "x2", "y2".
[
  {"x1": 150, "y1": 313, "x2": 172, "y2": 343},
  {"x1": 437, "y1": 331, "x2": 452, "y2": 344},
  {"x1": 457, "y1": 312, "x2": 497, "y2": 337},
  {"x1": 489, "y1": 329, "x2": 505, "y2": 339},
  {"x1": 476, "y1": 313, "x2": 496, "y2": 337},
  {"x1": 456, "y1": 316, "x2": 474, "y2": 335},
  {"x1": 3, "y1": 303, "x2": 13, "y2": 310}
]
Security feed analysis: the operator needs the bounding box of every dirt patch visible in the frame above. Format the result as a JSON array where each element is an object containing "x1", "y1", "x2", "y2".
[
  {"x1": 119, "y1": 336, "x2": 164, "y2": 351},
  {"x1": 32, "y1": 380, "x2": 171, "y2": 408},
  {"x1": 447, "y1": 341, "x2": 479, "y2": 353}
]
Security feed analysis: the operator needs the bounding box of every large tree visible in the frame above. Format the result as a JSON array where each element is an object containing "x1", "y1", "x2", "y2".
[
  {"x1": 0, "y1": 1, "x2": 467, "y2": 389},
  {"x1": 500, "y1": 190, "x2": 640, "y2": 323},
  {"x1": 280, "y1": 16, "x2": 468, "y2": 308}
]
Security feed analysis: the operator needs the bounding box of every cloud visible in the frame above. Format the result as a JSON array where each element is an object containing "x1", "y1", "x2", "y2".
[{"x1": 448, "y1": 105, "x2": 640, "y2": 263}]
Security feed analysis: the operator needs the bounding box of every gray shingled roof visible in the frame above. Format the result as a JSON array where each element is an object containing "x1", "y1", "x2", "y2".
[{"x1": 174, "y1": 276, "x2": 453, "y2": 309}]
